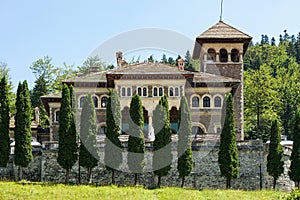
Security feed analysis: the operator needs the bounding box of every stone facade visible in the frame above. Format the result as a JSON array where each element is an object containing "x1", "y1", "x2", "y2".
[{"x1": 0, "y1": 142, "x2": 295, "y2": 191}]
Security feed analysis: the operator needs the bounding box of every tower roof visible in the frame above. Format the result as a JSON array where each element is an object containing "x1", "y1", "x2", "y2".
[{"x1": 196, "y1": 21, "x2": 252, "y2": 40}]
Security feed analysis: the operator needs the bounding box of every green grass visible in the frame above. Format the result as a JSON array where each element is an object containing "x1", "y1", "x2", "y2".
[{"x1": 0, "y1": 181, "x2": 287, "y2": 200}]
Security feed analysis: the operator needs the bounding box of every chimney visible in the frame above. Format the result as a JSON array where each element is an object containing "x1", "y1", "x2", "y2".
[
  {"x1": 178, "y1": 59, "x2": 185, "y2": 71},
  {"x1": 116, "y1": 51, "x2": 123, "y2": 68},
  {"x1": 34, "y1": 107, "x2": 40, "y2": 124}
]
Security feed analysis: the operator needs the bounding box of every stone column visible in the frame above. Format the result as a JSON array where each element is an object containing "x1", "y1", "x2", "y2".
[
  {"x1": 228, "y1": 52, "x2": 231, "y2": 62},
  {"x1": 239, "y1": 53, "x2": 243, "y2": 62},
  {"x1": 216, "y1": 53, "x2": 220, "y2": 62}
]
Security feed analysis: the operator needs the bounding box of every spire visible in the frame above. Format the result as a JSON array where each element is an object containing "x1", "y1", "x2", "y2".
[{"x1": 220, "y1": 0, "x2": 224, "y2": 22}]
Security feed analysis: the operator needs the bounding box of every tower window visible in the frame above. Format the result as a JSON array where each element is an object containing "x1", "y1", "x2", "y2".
[
  {"x1": 231, "y1": 49, "x2": 239, "y2": 62},
  {"x1": 203, "y1": 96, "x2": 211, "y2": 108},
  {"x1": 192, "y1": 96, "x2": 200, "y2": 107},
  {"x1": 137, "y1": 87, "x2": 147, "y2": 97},
  {"x1": 220, "y1": 49, "x2": 228, "y2": 62},
  {"x1": 169, "y1": 88, "x2": 174, "y2": 97},
  {"x1": 93, "y1": 96, "x2": 98, "y2": 108},
  {"x1": 207, "y1": 48, "x2": 216, "y2": 62},
  {"x1": 159, "y1": 87, "x2": 163, "y2": 96},
  {"x1": 101, "y1": 96, "x2": 108, "y2": 108},
  {"x1": 214, "y1": 96, "x2": 222, "y2": 108}
]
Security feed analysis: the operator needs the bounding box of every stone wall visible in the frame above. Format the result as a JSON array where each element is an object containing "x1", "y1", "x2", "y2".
[{"x1": 0, "y1": 141, "x2": 296, "y2": 191}]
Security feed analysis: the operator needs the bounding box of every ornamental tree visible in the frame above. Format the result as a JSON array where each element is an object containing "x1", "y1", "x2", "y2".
[
  {"x1": 267, "y1": 119, "x2": 284, "y2": 189},
  {"x1": 105, "y1": 90, "x2": 122, "y2": 184},
  {"x1": 289, "y1": 111, "x2": 300, "y2": 188},
  {"x1": 127, "y1": 94, "x2": 145, "y2": 185},
  {"x1": 0, "y1": 76, "x2": 10, "y2": 167},
  {"x1": 177, "y1": 96, "x2": 193, "y2": 187},
  {"x1": 218, "y1": 93, "x2": 239, "y2": 189},
  {"x1": 57, "y1": 84, "x2": 78, "y2": 183},
  {"x1": 14, "y1": 81, "x2": 33, "y2": 180},
  {"x1": 79, "y1": 94, "x2": 98, "y2": 183},
  {"x1": 153, "y1": 94, "x2": 172, "y2": 187}
]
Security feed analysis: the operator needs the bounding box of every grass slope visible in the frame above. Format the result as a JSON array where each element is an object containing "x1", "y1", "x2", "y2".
[{"x1": 0, "y1": 182, "x2": 286, "y2": 200}]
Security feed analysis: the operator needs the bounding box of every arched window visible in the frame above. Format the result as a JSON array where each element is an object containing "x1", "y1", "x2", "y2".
[
  {"x1": 220, "y1": 49, "x2": 228, "y2": 62},
  {"x1": 207, "y1": 48, "x2": 216, "y2": 62},
  {"x1": 138, "y1": 87, "x2": 142, "y2": 96},
  {"x1": 121, "y1": 87, "x2": 126, "y2": 97},
  {"x1": 79, "y1": 96, "x2": 85, "y2": 108},
  {"x1": 192, "y1": 126, "x2": 204, "y2": 135},
  {"x1": 55, "y1": 111, "x2": 60, "y2": 122},
  {"x1": 203, "y1": 96, "x2": 211, "y2": 108},
  {"x1": 175, "y1": 87, "x2": 179, "y2": 96},
  {"x1": 153, "y1": 87, "x2": 158, "y2": 96},
  {"x1": 127, "y1": 88, "x2": 131, "y2": 96},
  {"x1": 98, "y1": 126, "x2": 106, "y2": 135},
  {"x1": 93, "y1": 96, "x2": 98, "y2": 108},
  {"x1": 169, "y1": 87, "x2": 174, "y2": 97},
  {"x1": 231, "y1": 49, "x2": 239, "y2": 62},
  {"x1": 192, "y1": 96, "x2": 200, "y2": 107},
  {"x1": 159, "y1": 87, "x2": 163, "y2": 96},
  {"x1": 101, "y1": 96, "x2": 108, "y2": 108},
  {"x1": 143, "y1": 87, "x2": 147, "y2": 96},
  {"x1": 214, "y1": 96, "x2": 222, "y2": 108}
]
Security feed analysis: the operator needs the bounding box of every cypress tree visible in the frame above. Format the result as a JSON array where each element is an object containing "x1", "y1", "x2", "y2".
[
  {"x1": 127, "y1": 94, "x2": 145, "y2": 185},
  {"x1": 0, "y1": 76, "x2": 10, "y2": 167},
  {"x1": 177, "y1": 96, "x2": 193, "y2": 187},
  {"x1": 14, "y1": 81, "x2": 33, "y2": 180},
  {"x1": 57, "y1": 84, "x2": 78, "y2": 183},
  {"x1": 79, "y1": 94, "x2": 98, "y2": 183},
  {"x1": 153, "y1": 94, "x2": 172, "y2": 187},
  {"x1": 267, "y1": 120, "x2": 284, "y2": 189},
  {"x1": 104, "y1": 89, "x2": 122, "y2": 184},
  {"x1": 289, "y1": 111, "x2": 300, "y2": 188},
  {"x1": 218, "y1": 93, "x2": 239, "y2": 189}
]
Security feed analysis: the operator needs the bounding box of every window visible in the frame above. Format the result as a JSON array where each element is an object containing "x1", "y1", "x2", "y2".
[
  {"x1": 55, "y1": 111, "x2": 60, "y2": 122},
  {"x1": 231, "y1": 49, "x2": 239, "y2": 62},
  {"x1": 143, "y1": 87, "x2": 147, "y2": 96},
  {"x1": 98, "y1": 126, "x2": 106, "y2": 135},
  {"x1": 121, "y1": 87, "x2": 126, "y2": 97},
  {"x1": 214, "y1": 96, "x2": 222, "y2": 108},
  {"x1": 138, "y1": 87, "x2": 142, "y2": 96},
  {"x1": 192, "y1": 96, "x2": 200, "y2": 107},
  {"x1": 153, "y1": 87, "x2": 163, "y2": 97},
  {"x1": 159, "y1": 87, "x2": 163, "y2": 96},
  {"x1": 192, "y1": 126, "x2": 204, "y2": 135},
  {"x1": 101, "y1": 96, "x2": 108, "y2": 108},
  {"x1": 220, "y1": 49, "x2": 228, "y2": 62},
  {"x1": 79, "y1": 96, "x2": 85, "y2": 108},
  {"x1": 137, "y1": 87, "x2": 147, "y2": 97},
  {"x1": 175, "y1": 87, "x2": 179, "y2": 97},
  {"x1": 153, "y1": 87, "x2": 158, "y2": 96},
  {"x1": 169, "y1": 88, "x2": 174, "y2": 97},
  {"x1": 127, "y1": 87, "x2": 131, "y2": 96},
  {"x1": 207, "y1": 48, "x2": 216, "y2": 62},
  {"x1": 203, "y1": 96, "x2": 211, "y2": 108},
  {"x1": 93, "y1": 96, "x2": 98, "y2": 108}
]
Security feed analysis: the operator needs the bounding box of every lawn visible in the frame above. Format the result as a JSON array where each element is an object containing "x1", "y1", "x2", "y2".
[{"x1": 0, "y1": 181, "x2": 288, "y2": 200}]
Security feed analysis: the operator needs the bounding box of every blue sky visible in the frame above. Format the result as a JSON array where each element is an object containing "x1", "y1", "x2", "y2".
[{"x1": 1, "y1": 0, "x2": 299, "y2": 89}]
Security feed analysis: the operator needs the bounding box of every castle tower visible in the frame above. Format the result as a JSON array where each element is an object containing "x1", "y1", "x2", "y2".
[{"x1": 192, "y1": 21, "x2": 252, "y2": 140}]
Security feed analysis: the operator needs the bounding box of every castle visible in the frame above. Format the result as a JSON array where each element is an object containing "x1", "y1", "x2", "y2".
[{"x1": 41, "y1": 20, "x2": 252, "y2": 143}]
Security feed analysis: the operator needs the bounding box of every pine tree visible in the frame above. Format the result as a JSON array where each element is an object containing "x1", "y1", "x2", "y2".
[
  {"x1": 104, "y1": 89, "x2": 122, "y2": 184},
  {"x1": 127, "y1": 94, "x2": 145, "y2": 185},
  {"x1": 267, "y1": 120, "x2": 284, "y2": 189},
  {"x1": 0, "y1": 76, "x2": 10, "y2": 167},
  {"x1": 184, "y1": 50, "x2": 193, "y2": 71},
  {"x1": 218, "y1": 93, "x2": 239, "y2": 189},
  {"x1": 57, "y1": 84, "x2": 78, "y2": 183},
  {"x1": 14, "y1": 81, "x2": 33, "y2": 180},
  {"x1": 177, "y1": 96, "x2": 193, "y2": 187},
  {"x1": 79, "y1": 94, "x2": 98, "y2": 183},
  {"x1": 289, "y1": 111, "x2": 300, "y2": 188},
  {"x1": 153, "y1": 94, "x2": 172, "y2": 187},
  {"x1": 161, "y1": 54, "x2": 168, "y2": 64}
]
